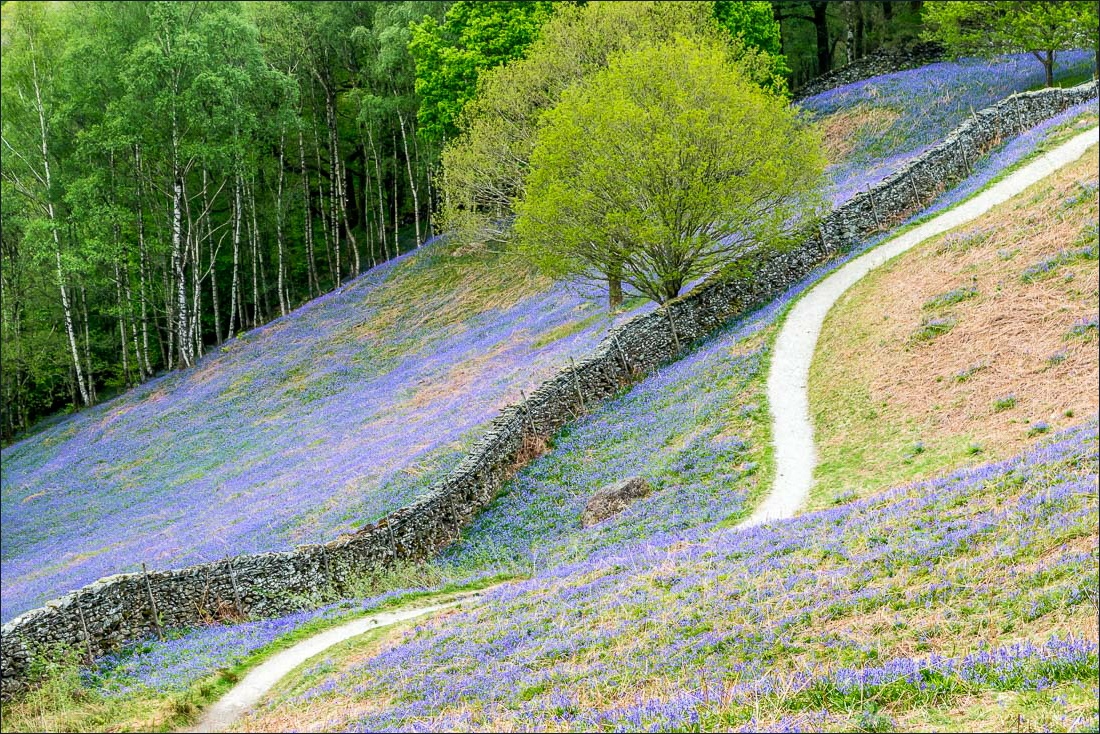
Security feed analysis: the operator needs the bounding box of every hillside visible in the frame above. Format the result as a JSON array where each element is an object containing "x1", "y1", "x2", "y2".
[
  {"x1": 220, "y1": 152, "x2": 1097, "y2": 731},
  {"x1": 2, "y1": 51, "x2": 1094, "y2": 628},
  {"x1": 0, "y1": 245, "x2": 648, "y2": 623},
  {"x1": 812, "y1": 144, "x2": 1100, "y2": 504},
  {"x1": 4, "y1": 92, "x2": 1094, "y2": 732}
]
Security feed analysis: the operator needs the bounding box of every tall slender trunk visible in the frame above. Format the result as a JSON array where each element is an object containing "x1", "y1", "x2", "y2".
[
  {"x1": 201, "y1": 168, "x2": 222, "y2": 346},
  {"x1": 80, "y1": 284, "x2": 97, "y2": 403},
  {"x1": 164, "y1": 246, "x2": 175, "y2": 371},
  {"x1": 396, "y1": 109, "x2": 421, "y2": 247},
  {"x1": 115, "y1": 260, "x2": 131, "y2": 387},
  {"x1": 276, "y1": 126, "x2": 288, "y2": 315},
  {"x1": 366, "y1": 126, "x2": 390, "y2": 260},
  {"x1": 210, "y1": 226, "x2": 222, "y2": 346},
  {"x1": 360, "y1": 134, "x2": 376, "y2": 267},
  {"x1": 326, "y1": 91, "x2": 357, "y2": 279},
  {"x1": 297, "y1": 124, "x2": 319, "y2": 298},
  {"x1": 228, "y1": 171, "x2": 242, "y2": 339},
  {"x1": 313, "y1": 116, "x2": 336, "y2": 286},
  {"x1": 844, "y1": 2, "x2": 855, "y2": 65},
  {"x1": 133, "y1": 146, "x2": 153, "y2": 376},
  {"x1": 171, "y1": 173, "x2": 190, "y2": 366},
  {"x1": 170, "y1": 103, "x2": 191, "y2": 367},
  {"x1": 249, "y1": 176, "x2": 260, "y2": 327},
  {"x1": 27, "y1": 40, "x2": 90, "y2": 405},
  {"x1": 108, "y1": 151, "x2": 133, "y2": 387},
  {"x1": 187, "y1": 172, "x2": 202, "y2": 359},
  {"x1": 392, "y1": 131, "x2": 399, "y2": 255}
]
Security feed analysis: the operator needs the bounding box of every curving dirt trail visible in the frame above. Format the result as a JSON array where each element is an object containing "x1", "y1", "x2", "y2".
[
  {"x1": 741, "y1": 125, "x2": 1099, "y2": 529},
  {"x1": 189, "y1": 590, "x2": 489, "y2": 732},
  {"x1": 190, "y1": 127, "x2": 1099, "y2": 732}
]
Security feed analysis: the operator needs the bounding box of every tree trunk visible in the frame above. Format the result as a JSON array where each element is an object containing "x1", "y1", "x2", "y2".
[
  {"x1": 844, "y1": 2, "x2": 855, "y2": 65},
  {"x1": 276, "y1": 126, "x2": 288, "y2": 316},
  {"x1": 210, "y1": 224, "x2": 222, "y2": 346},
  {"x1": 80, "y1": 284, "x2": 97, "y2": 404},
  {"x1": 298, "y1": 123, "x2": 319, "y2": 298},
  {"x1": 392, "y1": 131, "x2": 400, "y2": 255},
  {"x1": 200, "y1": 167, "x2": 221, "y2": 347},
  {"x1": 134, "y1": 146, "x2": 154, "y2": 376},
  {"x1": 397, "y1": 109, "x2": 421, "y2": 247},
  {"x1": 188, "y1": 175, "x2": 203, "y2": 359},
  {"x1": 811, "y1": 1, "x2": 831, "y2": 75},
  {"x1": 26, "y1": 39, "x2": 91, "y2": 405},
  {"x1": 367, "y1": 126, "x2": 390, "y2": 260},
  {"x1": 108, "y1": 151, "x2": 133, "y2": 386},
  {"x1": 249, "y1": 176, "x2": 260, "y2": 327},
  {"x1": 608, "y1": 269, "x2": 623, "y2": 312},
  {"x1": 322, "y1": 92, "x2": 343, "y2": 284},
  {"x1": 313, "y1": 116, "x2": 337, "y2": 287},
  {"x1": 229, "y1": 171, "x2": 242, "y2": 339}
]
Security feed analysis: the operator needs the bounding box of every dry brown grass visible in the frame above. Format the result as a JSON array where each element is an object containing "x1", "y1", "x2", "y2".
[
  {"x1": 811, "y1": 146, "x2": 1099, "y2": 501},
  {"x1": 818, "y1": 105, "x2": 901, "y2": 161}
]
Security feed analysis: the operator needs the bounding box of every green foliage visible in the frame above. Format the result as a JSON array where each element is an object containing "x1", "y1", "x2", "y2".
[
  {"x1": 0, "y1": 1, "x2": 450, "y2": 438},
  {"x1": 714, "y1": 0, "x2": 788, "y2": 77},
  {"x1": 923, "y1": 1, "x2": 1099, "y2": 86},
  {"x1": 409, "y1": 1, "x2": 556, "y2": 143},
  {"x1": 438, "y1": 0, "x2": 793, "y2": 306},
  {"x1": 515, "y1": 36, "x2": 826, "y2": 304}
]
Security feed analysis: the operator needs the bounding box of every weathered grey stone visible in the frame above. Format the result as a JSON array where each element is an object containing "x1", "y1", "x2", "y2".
[{"x1": 581, "y1": 478, "x2": 655, "y2": 527}]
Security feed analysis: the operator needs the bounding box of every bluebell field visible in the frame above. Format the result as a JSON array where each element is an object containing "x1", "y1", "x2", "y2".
[{"x1": 2, "y1": 50, "x2": 1100, "y2": 717}]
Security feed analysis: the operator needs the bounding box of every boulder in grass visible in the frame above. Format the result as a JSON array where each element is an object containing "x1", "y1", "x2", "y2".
[{"x1": 581, "y1": 477, "x2": 654, "y2": 528}]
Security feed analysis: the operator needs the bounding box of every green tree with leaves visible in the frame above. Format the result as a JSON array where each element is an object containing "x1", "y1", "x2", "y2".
[
  {"x1": 923, "y1": 1, "x2": 1098, "y2": 87},
  {"x1": 715, "y1": 0, "x2": 789, "y2": 77},
  {"x1": 515, "y1": 36, "x2": 825, "y2": 305},
  {"x1": 409, "y1": 1, "x2": 555, "y2": 143},
  {"x1": 438, "y1": 1, "x2": 788, "y2": 309}
]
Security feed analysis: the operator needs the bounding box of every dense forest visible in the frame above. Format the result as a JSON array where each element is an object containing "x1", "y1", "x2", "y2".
[{"x1": 0, "y1": 0, "x2": 1084, "y2": 440}]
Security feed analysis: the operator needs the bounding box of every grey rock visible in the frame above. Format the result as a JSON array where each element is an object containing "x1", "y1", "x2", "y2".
[{"x1": 581, "y1": 478, "x2": 655, "y2": 528}]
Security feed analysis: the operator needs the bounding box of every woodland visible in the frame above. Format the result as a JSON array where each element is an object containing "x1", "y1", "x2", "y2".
[{"x1": 0, "y1": 0, "x2": 1093, "y2": 439}]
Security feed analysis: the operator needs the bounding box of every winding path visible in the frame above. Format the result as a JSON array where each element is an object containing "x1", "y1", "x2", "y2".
[
  {"x1": 188, "y1": 590, "x2": 489, "y2": 732},
  {"x1": 741, "y1": 125, "x2": 1099, "y2": 529},
  {"x1": 189, "y1": 128, "x2": 1098, "y2": 732}
]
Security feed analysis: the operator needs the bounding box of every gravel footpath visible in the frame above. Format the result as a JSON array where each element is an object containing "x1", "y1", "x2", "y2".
[
  {"x1": 190, "y1": 127, "x2": 1098, "y2": 732},
  {"x1": 189, "y1": 590, "x2": 489, "y2": 732},
  {"x1": 741, "y1": 126, "x2": 1099, "y2": 528}
]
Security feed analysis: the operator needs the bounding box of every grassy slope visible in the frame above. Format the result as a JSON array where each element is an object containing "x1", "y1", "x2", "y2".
[
  {"x1": 220, "y1": 149, "x2": 1099, "y2": 734},
  {"x1": 810, "y1": 147, "x2": 1099, "y2": 507},
  {"x1": 0, "y1": 242, "x2": 646, "y2": 622},
  {"x1": 2, "y1": 49, "x2": 1091, "y2": 627},
  {"x1": 1, "y1": 55, "x2": 1097, "y2": 732}
]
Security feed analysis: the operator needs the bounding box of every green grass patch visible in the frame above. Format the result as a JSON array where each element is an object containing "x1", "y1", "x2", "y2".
[{"x1": 910, "y1": 316, "x2": 957, "y2": 343}]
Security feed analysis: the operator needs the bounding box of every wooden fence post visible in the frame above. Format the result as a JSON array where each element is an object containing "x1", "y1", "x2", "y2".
[
  {"x1": 225, "y1": 557, "x2": 243, "y2": 617},
  {"x1": 665, "y1": 308, "x2": 681, "y2": 353},
  {"x1": 570, "y1": 358, "x2": 586, "y2": 413},
  {"x1": 141, "y1": 563, "x2": 163, "y2": 641}
]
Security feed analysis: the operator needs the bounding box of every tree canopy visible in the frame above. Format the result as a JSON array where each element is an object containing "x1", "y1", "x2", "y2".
[
  {"x1": 408, "y1": 1, "x2": 556, "y2": 144},
  {"x1": 923, "y1": 1, "x2": 1099, "y2": 86},
  {"x1": 436, "y1": 1, "x2": 789, "y2": 308},
  {"x1": 515, "y1": 36, "x2": 826, "y2": 305}
]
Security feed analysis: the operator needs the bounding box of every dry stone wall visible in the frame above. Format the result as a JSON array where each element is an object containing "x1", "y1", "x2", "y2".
[{"x1": 2, "y1": 80, "x2": 1097, "y2": 700}]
